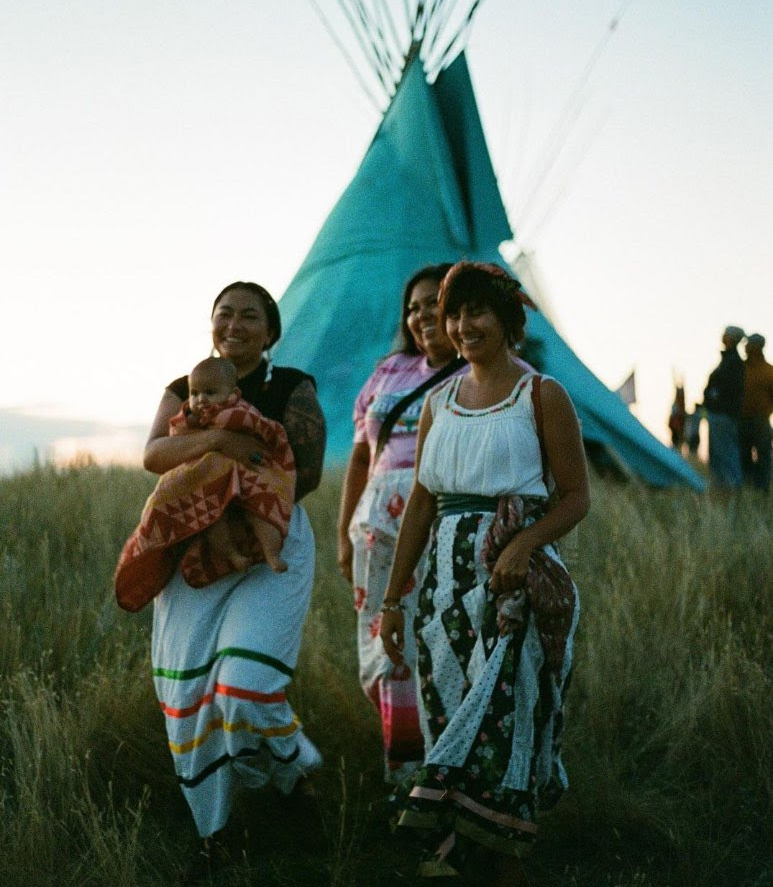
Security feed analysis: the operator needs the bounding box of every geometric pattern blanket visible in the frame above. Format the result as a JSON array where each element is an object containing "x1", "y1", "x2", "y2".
[{"x1": 114, "y1": 394, "x2": 296, "y2": 613}]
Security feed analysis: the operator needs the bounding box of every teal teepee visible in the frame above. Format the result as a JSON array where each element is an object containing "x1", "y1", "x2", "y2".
[{"x1": 274, "y1": 46, "x2": 704, "y2": 490}]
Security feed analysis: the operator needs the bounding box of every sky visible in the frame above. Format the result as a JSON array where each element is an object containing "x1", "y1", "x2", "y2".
[{"x1": 1, "y1": 0, "x2": 772, "y2": 470}]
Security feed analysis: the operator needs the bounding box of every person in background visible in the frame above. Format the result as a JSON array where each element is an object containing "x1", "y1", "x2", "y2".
[
  {"x1": 668, "y1": 383, "x2": 686, "y2": 449},
  {"x1": 337, "y1": 263, "x2": 468, "y2": 783},
  {"x1": 683, "y1": 403, "x2": 703, "y2": 457},
  {"x1": 739, "y1": 333, "x2": 773, "y2": 492},
  {"x1": 703, "y1": 326, "x2": 745, "y2": 488}
]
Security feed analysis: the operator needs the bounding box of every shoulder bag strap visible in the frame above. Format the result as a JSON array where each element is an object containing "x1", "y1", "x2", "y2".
[
  {"x1": 373, "y1": 355, "x2": 467, "y2": 463},
  {"x1": 530, "y1": 374, "x2": 550, "y2": 488}
]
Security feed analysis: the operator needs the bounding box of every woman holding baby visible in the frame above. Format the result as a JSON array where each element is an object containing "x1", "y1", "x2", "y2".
[{"x1": 142, "y1": 282, "x2": 326, "y2": 852}]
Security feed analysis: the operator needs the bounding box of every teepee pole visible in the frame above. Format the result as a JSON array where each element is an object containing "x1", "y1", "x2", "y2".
[
  {"x1": 310, "y1": 0, "x2": 384, "y2": 110},
  {"x1": 414, "y1": 1, "x2": 428, "y2": 41},
  {"x1": 351, "y1": 0, "x2": 394, "y2": 85},
  {"x1": 323, "y1": 0, "x2": 490, "y2": 97},
  {"x1": 423, "y1": 0, "x2": 455, "y2": 58},
  {"x1": 515, "y1": 2, "x2": 631, "y2": 235},
  {"x1": 373, "y1": 0, "x2": 404, "y2": 82},
  {"x1": 432, "y1": 0, "x2": 482, "y2": 74},
  {"x1": 337, "y1": 0, "x2": 393, "y2": 100}
]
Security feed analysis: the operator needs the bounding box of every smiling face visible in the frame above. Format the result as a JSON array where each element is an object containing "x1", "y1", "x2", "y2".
[
  {"x1": 444, "y1": 298, "x2": 510, "y2": 365},
  {"x1": 405, "y1": 278, "x2": 457, "y2": 367},
  {"x1": 439, "y1": 264, "x2": 527, "y2": 364},
  {"x1": 211, "y1": 288, "x2": 274, "y2": 375}
]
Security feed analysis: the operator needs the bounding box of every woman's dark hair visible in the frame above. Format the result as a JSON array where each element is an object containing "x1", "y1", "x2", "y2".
[
  {"x1": 398, "y1": 263, "x2": 455, "y2": 355},
  {"x1": 211, "y1": 281, "x2": 282, "y2": 348},
  {"x1": 438, "y1": 262, "x2": 530, "y2": 346}
]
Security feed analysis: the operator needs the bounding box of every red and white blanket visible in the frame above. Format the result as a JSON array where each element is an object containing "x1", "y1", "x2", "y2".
[{"x1": 115, "y1": 395, "x2": 295, "y2": 612}]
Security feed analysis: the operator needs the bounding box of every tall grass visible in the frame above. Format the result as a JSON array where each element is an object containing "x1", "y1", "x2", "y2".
[{"x1": 0, "y1": 461, "x2": 769, "y2": 886}]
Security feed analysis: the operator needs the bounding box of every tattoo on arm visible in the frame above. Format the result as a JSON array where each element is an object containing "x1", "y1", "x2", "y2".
[{"x1": 283, "y1": 380, "x2": 326, "y2": 500}]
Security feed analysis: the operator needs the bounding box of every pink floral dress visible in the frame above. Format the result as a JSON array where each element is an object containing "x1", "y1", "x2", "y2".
[{"x1": 349, "y1": 352, "x2": 468, "y2": 782}]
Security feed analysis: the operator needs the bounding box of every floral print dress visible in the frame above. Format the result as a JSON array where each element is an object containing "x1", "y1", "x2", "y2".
[{"x1": 349, "y1": 352, "x2": 468, "y2": 782}]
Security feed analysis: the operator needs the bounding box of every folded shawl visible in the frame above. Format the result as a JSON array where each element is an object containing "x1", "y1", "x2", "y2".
[{"x1": 481, "y1": 494, "x2": 575, "y2": 677}]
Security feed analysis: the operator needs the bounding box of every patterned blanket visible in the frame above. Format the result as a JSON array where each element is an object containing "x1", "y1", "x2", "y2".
[
  {"x1": 115, "y1": 396, "x2": 295, "y2": 612},
  {"x1": 481, "y1": 494, "x2": 575, "y2": 676}
]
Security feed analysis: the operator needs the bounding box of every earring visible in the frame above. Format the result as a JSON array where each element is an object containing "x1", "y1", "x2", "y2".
[{"x1": 264, "y1": 350, "x2": 273, "y2": 386}]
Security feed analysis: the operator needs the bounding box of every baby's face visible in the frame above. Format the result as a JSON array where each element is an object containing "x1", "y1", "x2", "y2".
[{"x1": 188, "y1": 368, "x2": 234, "y2": 414}]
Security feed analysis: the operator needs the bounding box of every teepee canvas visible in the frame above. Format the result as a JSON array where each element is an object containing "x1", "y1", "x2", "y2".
[{"x1": 274, "y1": 29, "x2": 704, "y2": 490}]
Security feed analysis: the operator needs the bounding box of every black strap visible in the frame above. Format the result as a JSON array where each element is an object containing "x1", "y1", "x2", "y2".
[{"x1": 373, "y1": 356, "x2": 467, "y2": 463}]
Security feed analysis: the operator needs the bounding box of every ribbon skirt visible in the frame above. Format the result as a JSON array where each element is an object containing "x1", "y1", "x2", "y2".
[
  {"x1": 392, "y1": 510, "x2": 579, "y2": 858},
  {"x1": 151, "y1": 504, "x2": 321, "y2": 837}
]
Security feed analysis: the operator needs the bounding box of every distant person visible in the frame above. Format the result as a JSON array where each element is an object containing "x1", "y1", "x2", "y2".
[
  {"x1": 668, "y1": 384, "x2": 686, "y2": 449},
  {"x1": 115, "y1": 356, "x2": 295, "y2": 613},
  {"x1": 739, "y1": 333, "x2": 773, "y2": 492},
  {"x1": 683, "y1": 404, "x2": 703, "y2": 456},
  {"x1": 703, "y1": 326, "x2": 745, "y2": 488}
]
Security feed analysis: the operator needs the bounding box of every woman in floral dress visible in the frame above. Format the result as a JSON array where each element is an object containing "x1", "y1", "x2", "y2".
[
  {"x1": 337, "y1": 264, "x2": 466, "y2": 783},
  {"x1": 380, "y1": 262, "x2": 590, "y2": 884}
]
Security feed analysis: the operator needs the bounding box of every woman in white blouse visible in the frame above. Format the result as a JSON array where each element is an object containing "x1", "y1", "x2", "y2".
[{"x1": 380, "y1": 261, "x2": 590, "y2": 886}]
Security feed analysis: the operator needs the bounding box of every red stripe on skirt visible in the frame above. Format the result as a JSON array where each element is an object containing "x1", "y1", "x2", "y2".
[{"x1": 159, "y1": 683, "x2": 287, "y2": 718}]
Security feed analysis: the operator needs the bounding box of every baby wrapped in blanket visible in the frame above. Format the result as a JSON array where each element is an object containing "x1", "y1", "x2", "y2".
[{"x1": 115, "y1": 357, "x2": 295, "y2": 612}]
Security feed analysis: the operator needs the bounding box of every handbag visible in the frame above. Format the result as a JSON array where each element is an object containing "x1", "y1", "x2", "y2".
[
  {"x1": 530, "y1": 374, "x2": 578, "y2": 567},
  {"x1": 480, "y1": 374, "x2": 576, "y2": 676}
]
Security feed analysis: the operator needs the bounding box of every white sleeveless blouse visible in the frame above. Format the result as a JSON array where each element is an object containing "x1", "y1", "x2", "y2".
[{"x1": 418, "y1": 372, "x2": 550, "y2": 499}]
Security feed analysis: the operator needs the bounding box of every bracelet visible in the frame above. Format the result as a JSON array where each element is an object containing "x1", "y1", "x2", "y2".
[{"x1": 381, "y1": 600, "x2": 404, "y2": 613}]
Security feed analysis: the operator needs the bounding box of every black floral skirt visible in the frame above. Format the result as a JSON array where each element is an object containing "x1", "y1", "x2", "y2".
[{"x1": 390, "y1": 511, "x2": 578, "y2": 861}]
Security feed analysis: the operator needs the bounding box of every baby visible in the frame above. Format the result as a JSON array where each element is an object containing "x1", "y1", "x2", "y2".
[
  {"x1": 178, "y1": 356, "x2": 289, "y2": 574},
  {"x1": 115, "y1": 357, "x2": 296, "y2": 611}
]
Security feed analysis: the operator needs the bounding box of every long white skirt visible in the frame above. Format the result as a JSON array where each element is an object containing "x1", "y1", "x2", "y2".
[
  {"x1": 152, "y1": 504, "x2": 321, "y2": 837},
  {"x1": 349, "y1": 468, "x2": 426, "y2": 783}
]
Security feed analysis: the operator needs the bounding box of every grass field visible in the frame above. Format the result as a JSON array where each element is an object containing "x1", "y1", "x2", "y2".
[{"x1": 0, "y1": 462, "x2": 770, "y2": 886}]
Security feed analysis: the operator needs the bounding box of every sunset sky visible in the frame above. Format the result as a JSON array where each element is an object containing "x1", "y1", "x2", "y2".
[{"x1": 2, "y1": 0, "x2": 771, "y2": 468}]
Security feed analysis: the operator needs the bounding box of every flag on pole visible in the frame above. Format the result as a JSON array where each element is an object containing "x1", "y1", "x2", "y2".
[{"x1": 615, "y1": 370, "x2": 636, "y2": 405}]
